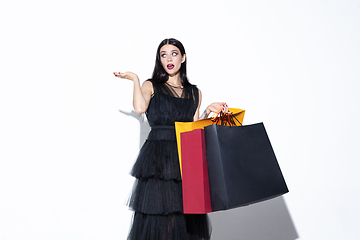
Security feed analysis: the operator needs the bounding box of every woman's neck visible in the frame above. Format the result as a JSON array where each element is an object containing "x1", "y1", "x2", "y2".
[{"x1": 166, "y1": 73, "x2": 182, "y2": 86}]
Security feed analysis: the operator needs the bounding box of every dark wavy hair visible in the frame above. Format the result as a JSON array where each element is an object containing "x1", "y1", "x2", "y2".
[{"x1": 152, "y1": 38, "x2": 190, "y2": 86}]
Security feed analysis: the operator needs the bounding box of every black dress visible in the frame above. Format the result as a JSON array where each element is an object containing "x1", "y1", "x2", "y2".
[{"x1": 127, "y1": 79, "x2": 211, "y2": 240}]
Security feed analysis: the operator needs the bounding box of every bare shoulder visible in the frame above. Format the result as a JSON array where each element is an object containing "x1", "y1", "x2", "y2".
[
  {"x1": 142, "y1": 79, "x2": 153, "y2": 87},
  {"x1": 142, "y1": 80, "x2": 154, "y2": 95}
]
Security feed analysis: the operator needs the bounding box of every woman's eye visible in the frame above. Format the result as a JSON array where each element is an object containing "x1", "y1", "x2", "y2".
[
  {"x1": 161, "y1": 54, "x2": 166, "y2": 58},
  {"x1": 172, "y1": 52, "x2": 178, "y2": 56}
]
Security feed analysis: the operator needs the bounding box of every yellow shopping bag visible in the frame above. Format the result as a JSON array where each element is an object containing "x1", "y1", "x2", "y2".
[{"x1": 175, "y1": 108, "x2": 245, "y2": 176}]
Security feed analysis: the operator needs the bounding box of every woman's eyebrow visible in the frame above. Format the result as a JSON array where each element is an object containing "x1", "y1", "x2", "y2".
[{"x1": 160, "y1": 50, "x2": 179, "y2": 53}]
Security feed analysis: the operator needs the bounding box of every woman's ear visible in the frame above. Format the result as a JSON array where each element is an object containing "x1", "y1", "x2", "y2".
[{"x1": 181, "y1": 54, "x2": 186, "y2": 63}]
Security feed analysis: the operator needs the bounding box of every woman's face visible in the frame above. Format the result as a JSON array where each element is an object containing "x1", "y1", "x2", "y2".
[{"x1": 159, "y1": 44, "x2": 186, "y2": 77}]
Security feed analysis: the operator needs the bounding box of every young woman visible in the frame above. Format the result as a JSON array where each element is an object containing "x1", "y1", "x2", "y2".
[{"x1": 114, "y1": 38, "x2": 227, "y2": 240}]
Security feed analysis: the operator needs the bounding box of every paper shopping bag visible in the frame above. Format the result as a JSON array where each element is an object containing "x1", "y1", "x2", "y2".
[
  {"x1": 180, "y1": 129, "x2": 212, "y2": 214},
  {"x1": 204, "y1": 123, "x2": 289, "y2": 211}
]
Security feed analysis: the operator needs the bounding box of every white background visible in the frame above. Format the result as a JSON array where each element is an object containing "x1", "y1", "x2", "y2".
[{"x1": 1, "y1": 0, "x2": 359, "y2": 239}]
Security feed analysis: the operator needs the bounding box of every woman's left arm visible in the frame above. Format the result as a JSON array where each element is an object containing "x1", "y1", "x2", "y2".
[{"x1": 194, "y1": 89, "x2": 228, "y2": 121}]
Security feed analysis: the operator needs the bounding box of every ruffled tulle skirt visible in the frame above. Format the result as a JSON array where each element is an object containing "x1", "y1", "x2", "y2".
[{"x1": 127, "y1": 128, "x2": 211, "y2": 240}]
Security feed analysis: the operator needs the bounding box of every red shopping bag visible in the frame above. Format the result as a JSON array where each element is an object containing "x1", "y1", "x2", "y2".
[{"x1": 180, "y1": 128, "x2": 212, "y2": 214}]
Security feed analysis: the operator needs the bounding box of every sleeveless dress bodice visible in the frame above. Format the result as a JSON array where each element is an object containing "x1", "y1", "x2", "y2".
[
  {"x1": 146, "y1": 80, "x2": 198, "y2": 142},
  {"x1": 147, "y1": 80, "x2": 198, "y2": 125}
]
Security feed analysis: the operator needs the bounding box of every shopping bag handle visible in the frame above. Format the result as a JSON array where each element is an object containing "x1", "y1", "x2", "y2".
[{"x1": 211, "y1": 109, "x2": 242, "y2": 126}]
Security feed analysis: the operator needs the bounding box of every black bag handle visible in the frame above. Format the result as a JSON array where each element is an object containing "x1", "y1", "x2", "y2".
[{"x1": 212, "y1": 112, "x2": 242, "y2": 126}]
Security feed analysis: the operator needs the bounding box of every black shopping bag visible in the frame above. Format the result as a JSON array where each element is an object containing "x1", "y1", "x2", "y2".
[{"x1": 204, "y1": 123, "x2": 288, "y2": 212}]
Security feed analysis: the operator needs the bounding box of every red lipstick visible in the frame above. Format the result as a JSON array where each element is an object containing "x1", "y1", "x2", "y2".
[{"x1": 167, "y1": 64, "x2": 174, "y2": 70}]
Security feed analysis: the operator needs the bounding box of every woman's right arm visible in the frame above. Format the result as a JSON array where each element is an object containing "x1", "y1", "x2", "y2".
[{"x1": 114, "y1": 71, "x2": 153, "y2": 114}]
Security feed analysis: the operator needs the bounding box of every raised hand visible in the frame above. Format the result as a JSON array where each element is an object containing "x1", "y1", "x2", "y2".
[{"x1": 113, "y1": 71, "x2": 139, "y2": 82}]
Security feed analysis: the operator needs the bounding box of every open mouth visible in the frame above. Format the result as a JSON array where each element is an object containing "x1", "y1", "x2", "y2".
[{"x1": 167, "y1": 64, "x2": 174, "y2": 70}]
